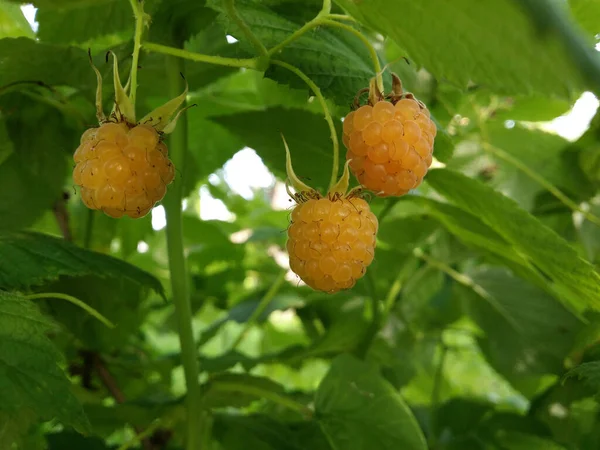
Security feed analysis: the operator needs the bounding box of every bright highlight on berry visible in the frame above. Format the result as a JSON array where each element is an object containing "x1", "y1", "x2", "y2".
[
  {"x1": 283, "y1": 135, "x2": 377, "y2": 294},
  {"x1": 73, "y1": 123, "x2": 175, "y2": 218},
  {"x1": 73, "y1": 50, "x2": 190, "y2": 219},
  {"x1": 344, "y1": 74, "x2": 436, "y2": 197}
]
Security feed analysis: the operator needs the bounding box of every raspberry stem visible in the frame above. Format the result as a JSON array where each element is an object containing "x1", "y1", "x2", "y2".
[
  {"x1": 230, "y1": 271, "x2": 286, "y2": 351},
  {"x1": 128, "y1": 0, "x2": 145, "y2": 108},
  {"x1": 271, "y1": 59, "x2": 340, "y2": 190},
  {"x1": 163, "y1": 55, "x2": 204, "y2": 450},
  {"x1": 266, "y1": 0, "x2": 330, "y2": 57},
  {"x1": 143, "y1": 42, "x2": 261, "y2": 69},
  {"x1": 25, "y1": 293, "x2": 115, "y2": 328},
  {"x1": 320, "y1": 19, "x2": 384, "y2": 93},
  {"x1": 224, "y1": 0, "x2": 269, "y2": 58}
]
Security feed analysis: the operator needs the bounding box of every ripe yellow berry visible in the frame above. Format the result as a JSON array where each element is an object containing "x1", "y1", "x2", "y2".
[
  {"x1": 72, "y1": 121, "x2": 175, "y2": 218},
  {"x1": 287, "y1": 196, "x2": 377, "y2": 293},
  {"x1": 343, "y1": 94, "x2": 435, "y2": 197}
]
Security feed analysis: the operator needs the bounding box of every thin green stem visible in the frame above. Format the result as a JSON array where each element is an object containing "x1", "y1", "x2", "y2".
[
  {"x1": 267, "y1": 17, "x2": 322, "y2": 57},
  {"x1": 117, "y1": 419, "x2": 167, "y2": 450},
  {"x1": 267, "y1": 0, "x2": 333, "y2": 58},
  {"x1": 271, "y1": 59, "x2": 339, "y2": 190},
  {"x1": 128, "y1": 0, "x2": 145, "y2": 107},
  {"x1": 321, "y1": 0, "x2": 332, "y2": 14},
  {"x1": 326, "y1": 13, "x2": 356, "y2": 22},
  {"x1": 26, "y1": 293, "x2": 114, "y2": 328},
  {"x1": 482, "y1": 141, "x2": 600, "y2": 227},
  {"x1": 212, "y1": 382, "x2": 313, "y2": 418},
  {"x1": 144, "y1": 42, "x2": 260, "y2": 69},
  {"x1": 224, "y1": 0, "x2": 268, "y2": 58},
  {"x1": 231, "y1": 271, "x2": 286, "y2": 350},
  {"x1": 320, "y1": 19, "x2": 383, "y2": 93},
  {"x1": 163, "y1": 55, "x2": 203, "y2": 450},
  {"x1": 383, "y1": 271, "x2": 404, "y2": 318}
]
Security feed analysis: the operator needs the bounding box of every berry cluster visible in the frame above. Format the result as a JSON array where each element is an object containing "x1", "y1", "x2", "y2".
[
  {"x1": 287, "y1": 196, "x2": 377, "y2": 293},
  {"x1": 73, "y1": 122, "x2": 174, "y2": 218},
  {"x1": 285, "y1": 74, "x2": 436, "y2": 293},
  {"x1": 343, "y1": 97, "x2": 436, "y2": 197}
]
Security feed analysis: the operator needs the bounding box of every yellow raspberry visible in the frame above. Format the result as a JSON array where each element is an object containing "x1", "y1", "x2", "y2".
[
  {"x1": 72, "y1": 122, "x2": 175, "y2": 219},
  {"x1": 287, "y1": 196, "x2": 377, "y2": 294},
  {"x1": 344, "y1": 77, "x2": 436, "y2": 197}
]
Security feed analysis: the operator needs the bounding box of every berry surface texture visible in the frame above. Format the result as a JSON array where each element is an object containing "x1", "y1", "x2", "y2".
[
  {"x1": 287, "y1": 196, "x2": 378, "y2": 293},
  {"x1": 73, "y1": 122, "x2": 175, "y2": 218},
  {"x1": 343, "y1": 98, "x2": 436, "y2": 197}
]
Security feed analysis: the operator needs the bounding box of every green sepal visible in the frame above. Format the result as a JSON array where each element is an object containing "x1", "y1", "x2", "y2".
[
  {"x1": 108, "y1": 51, "x2": 136, "y2": 123},
  {"x1": 282, "y1": 134, "x2": 313, "y2": 195},
  {"x1": 138, "y1": 77, "x2": 188, "y2": 132},
  {"x1": 328, "y1": 159, "x2": 351, "y2": 197},
  {"x1": 88, "y1": 49, "x2": 105, "y2": 122}
]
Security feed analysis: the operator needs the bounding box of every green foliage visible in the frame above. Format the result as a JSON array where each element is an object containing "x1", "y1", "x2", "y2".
[
  {"x1": 335, "y1": 0, "x2": 585, "y2": 98},
  {"x1": 0, "y1": 291, "x2": 89, "y2": 447},
  {"x1": 315, "y1": 354, "x2": 427, "y2": 450},
  {"x1": 426, "y1": 168, "x2": 600, "y2": 313},
  {"x1": 0, "y1": 231, "x2": 164, "y2": 295},
  {"x1": 2, "y1": 0, "x2": 600, "y2": 448}
]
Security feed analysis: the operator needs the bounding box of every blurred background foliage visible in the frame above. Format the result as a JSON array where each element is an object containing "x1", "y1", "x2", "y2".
[{"x1": 2, "y1": 0, "x2": 600, "y2": 449}]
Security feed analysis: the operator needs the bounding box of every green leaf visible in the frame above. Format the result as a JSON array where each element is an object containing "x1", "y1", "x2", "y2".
[
  {"x1": 564, "y1": 361, "x2": 600, "y2": 396},
  {"x1": 426, "y1": 168, "x2": 600, "y2": 313},
  {"x1": 494, "y1": 95, "x2": 571, "y2": 121},
  {"x1": 377, "y1": 215, "x2": 438, "y2": 252},
  {"x1": 0, "y1": 0, "x2": 35, "y2": 39},
  {"x1": 336, "y1": 0, "x2": 584, "y2": 98},
  {"x1": 403, "y1": 197, "x2": 532, "y2": 269},
  {"x1": 201, "y1": 373, "x2": 288, "y2": 409},
  {"x1": 0, "y1": 95, "x2": 74, "y2": 231},
  {"x1": 488, "y1": 124, "x2": 595, "y2": 209},
  {"x1": 570, "y1": 0, "x2": 600, "y2": 39},
  {"x1": 461, "y1": 267, "x2": 583, "y2": 385},
  {"x1": 0, "y1": 231, "x2": 164, "y2": 296},
  {"x1": 315, "y1": 353, "x2": 427, "y2": 450},
  {"x1": 0, "y1": 37, "x2": 105, "y2": 97},
  {"x1": 208, "y1": 0, "x2": 377, "y2": 105},
  {"x1": 212, "y1": 107, "x2": 341, "y2": 191},
  {"x1": 213, "y1": 414, "x2": 331, "y2": 450},
  {"x1": 36, "y1": 0, "x2": 131, "y2": 44},
  {"x1": 0, "y1": 291, "x2": 89, "y2": 444}
]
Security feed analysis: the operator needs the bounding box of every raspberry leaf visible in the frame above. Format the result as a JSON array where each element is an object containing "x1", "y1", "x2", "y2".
[
  {"x1": 207, "y1": 0, "x2": 378, "y2": 105},
  {"x1": 0, "y1": 1, "x2": 34, "y2": 39},
  {"x1": 426, "y1": 168, "x2": 600, "y2": 313},
  {"x1": 461, "y1": 267, "x2": 583, "y2": 388},
  {"x1": 0, "y1": 231, "x2": 164, "y2": 296},
  {"x1": 36, "y1": 0, "x2": 131, "y2": 45},
  {"x1": 336, "y1": 0, "x2": 585, "y2": 99},
  {"x1": 315, "y1": 353, "x2": 427, "y2": 450},
  {"x1": 211, "y1": 414, "x2": 330, "y2": 450},
  {"x1": 563, "y1": 361, "x2": 600, "y2": 397},
  {"x1": 0, "y1": 291, "x2": 90, "y2": 445},
  {"x1": 0, "y1": 97, "x2": 72, "y2": 232}
]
